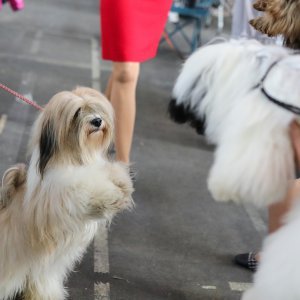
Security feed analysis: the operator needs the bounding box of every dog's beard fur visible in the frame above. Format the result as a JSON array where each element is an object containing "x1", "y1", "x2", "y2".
[
  {"x1": 0, "y1": 87, "x2": 134, "y2": 300},
  {"x1": 169, "y1": 40, "x2": 300, "y2": 206},
  {"x1": 250, "y1": 0, "x2": 300, "y2": 49}
]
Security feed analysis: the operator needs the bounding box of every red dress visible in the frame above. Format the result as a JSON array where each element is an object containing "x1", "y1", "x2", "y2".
[{"x1": 100, "y1": 0, "x2": 173, "y2": 62}]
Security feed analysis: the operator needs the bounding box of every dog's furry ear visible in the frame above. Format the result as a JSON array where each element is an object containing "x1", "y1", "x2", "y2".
[
  {"x1": 252, "y1": 0, "x2": 268, "y2": 11},
  {"x1": 168, "y1": 99, "x2": 206, "y2": 135},
  {"x1": 168, "y1": 99, "x2": 189, "y2": 124},
  {"x1": 39, "y1": 119, "x2": 57, "y2": 176}
]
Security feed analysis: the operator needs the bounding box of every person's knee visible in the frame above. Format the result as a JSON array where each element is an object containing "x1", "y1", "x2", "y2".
[{"x1": 113, "y1": 64, "x2": 140, "y2": 84}]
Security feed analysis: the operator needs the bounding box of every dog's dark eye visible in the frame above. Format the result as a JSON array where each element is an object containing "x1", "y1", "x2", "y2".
[
  {"x1": 90, "y1": 118, "x2": 102, "y2": 128},
  {"x1": 73, "y1": 108, "x2": 81, "y2": 120}
]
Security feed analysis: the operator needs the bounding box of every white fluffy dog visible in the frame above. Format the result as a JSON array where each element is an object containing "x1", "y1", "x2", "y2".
[
  {"x1": 169, "y1": 40, "x2": 300, "y2": 299},
  {"x1": 169, "y1": 40, "x2": 300, "y2": 206},
  {"x1": 0, "y1": 87, "x2": 134, "y2": 300}
]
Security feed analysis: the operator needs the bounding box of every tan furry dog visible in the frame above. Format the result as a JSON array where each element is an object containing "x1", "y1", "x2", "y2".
[
  {"x1": 250, "y1": 0, "x2": 300, "y2": 49},
  {"x1": 0, "y1": 87, "x2": 134, "y2": 300}
]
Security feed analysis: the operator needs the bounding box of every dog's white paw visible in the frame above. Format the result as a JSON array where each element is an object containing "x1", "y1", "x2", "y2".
[
  {"x1": 108, "y1": 163, "x2": 133, "y2": 191},
  {"x1": 107, "y1": 162, "x2": 134, "y2": 210},
  {"x1": 207, "y1": 177, "x2": 239, "y2": 203}
]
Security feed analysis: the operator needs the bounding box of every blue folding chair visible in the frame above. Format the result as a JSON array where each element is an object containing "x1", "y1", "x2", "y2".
[{"x1": 163, "y1": 0, "x2": 213, "y2": 57}]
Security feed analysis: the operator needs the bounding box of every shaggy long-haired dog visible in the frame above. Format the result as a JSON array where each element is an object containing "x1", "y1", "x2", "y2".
[
  {"x1": 169, "y1": 40, "x2": 300, "y2": 299},
  {"x1": 0, "y1": 87, "x2": 134, "y2": 300},
  {"x1": 169, "y1": 40, "x2": 300, "y2": 206},
  {"x1": 250, "y1": 0, "x2": 300, "y2": 49}
]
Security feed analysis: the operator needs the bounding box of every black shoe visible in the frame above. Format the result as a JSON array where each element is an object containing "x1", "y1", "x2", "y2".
[{"x1": 234, "y1": 252, "x2": 258, "y2": 272}]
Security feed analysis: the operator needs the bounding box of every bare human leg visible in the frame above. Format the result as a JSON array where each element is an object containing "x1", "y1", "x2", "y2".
[{"x1": 106, "y1": 62, "x2": 140, "y2": 163}]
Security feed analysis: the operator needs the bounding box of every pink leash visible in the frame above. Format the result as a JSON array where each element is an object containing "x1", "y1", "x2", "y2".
[{"x1": 0, "y1": 82, "x2": 43, "y2": 111}]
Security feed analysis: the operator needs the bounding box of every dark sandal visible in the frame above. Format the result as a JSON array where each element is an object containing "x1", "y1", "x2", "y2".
[{"x1": 234, "y1": 252, "x2": 258, "y2": 272}]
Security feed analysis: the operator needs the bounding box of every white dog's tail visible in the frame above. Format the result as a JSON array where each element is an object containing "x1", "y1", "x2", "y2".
[{"x1": 1, "y1": 164, "x2": 27, "y2": 208}]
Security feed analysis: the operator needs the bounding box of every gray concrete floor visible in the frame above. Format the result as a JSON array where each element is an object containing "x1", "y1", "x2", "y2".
[{"x1": 0, "y1": 1, "x2": 267, "y2": 299}]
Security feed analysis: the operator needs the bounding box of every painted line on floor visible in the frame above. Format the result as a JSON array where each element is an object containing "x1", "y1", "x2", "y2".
[
  {"x1": 0, "y1": 114, "x2": 7, "y2": 135},
  {"x1": 228, "y1": 281, "x2": 252, "y2": 292},
  {"x1": 0, "y1": 84, "x2": 31, "y2": 175},
  {"x1": 91, "y1": 38, "x2": 111, "y2": 299},
  {"x1": 201, "y1": 285, "x2": 217, "y2": 290},
  {"x1": 0, "y1": 37, "x2": 38, "y2": 176},
  {"x1": 0, "y1": 52, "x2": 91, "y2": 70},
  {"x1": 94, "y1": 282, "x2": 110, "y2": 300},
  {"x1": 243, "y1": 203, "x2": 267, "y2": 237},
  {"x1": 91, "y1": 38, "x2": 101, "y2": 91},
  {"x1": 94, "y1": 219, "x2": 109, "y2": 273},
  {"x1": 30, "y1": 30, "x2": 43, "y2": 55},
  {"x1": 15, "y1": 71, "x2": 36, "y2": 108}
]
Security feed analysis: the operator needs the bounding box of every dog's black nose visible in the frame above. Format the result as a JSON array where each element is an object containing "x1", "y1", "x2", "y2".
[{"x1": 90, "y1": 118, "x2": 102, "y2": 128}]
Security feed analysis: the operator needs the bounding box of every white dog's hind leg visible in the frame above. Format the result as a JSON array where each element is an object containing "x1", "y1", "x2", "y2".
[{"x1": 242, "y1": 201, "x2": 300, "y2": 300}]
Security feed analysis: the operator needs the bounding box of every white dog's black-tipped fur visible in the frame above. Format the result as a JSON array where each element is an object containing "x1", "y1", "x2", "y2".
[
  {"x1": 168, "y1": 98, "x2": 206, "y2": 135},
  {"x1": 0, "y1": 87, "x2": 134, "y2": 300},
  {"x1": 170, "y1": 40, "x2": 300, "y2": 206}
]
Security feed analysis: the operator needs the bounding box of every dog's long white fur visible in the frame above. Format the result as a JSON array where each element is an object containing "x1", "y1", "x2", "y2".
[
  {"x1": 172, "y1": 40, "x2": 300, "y2": 299},
  {"x1": 172, "y1": 40, "x2": 299, "y2": 206},
  {"x1": 0, "y1": 87, "x2": 134, "y2": 300}
]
